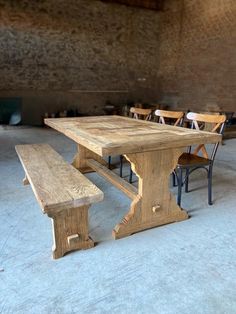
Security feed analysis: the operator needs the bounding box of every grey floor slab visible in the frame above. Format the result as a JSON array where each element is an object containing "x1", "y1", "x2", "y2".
[{"x1": 0, "y1": 127, "x2": 236, "y2": 314}]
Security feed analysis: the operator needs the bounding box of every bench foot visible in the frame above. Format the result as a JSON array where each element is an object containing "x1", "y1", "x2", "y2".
[
  {"x1": 23, "y1": 175, "x2": 29, "y2": 185},
  {"x1": 52, "y1": 237, "x2": 94, "y2": 259},
  {"x1": 48, "y1": 205, "x2": 94, "y2": 259}
]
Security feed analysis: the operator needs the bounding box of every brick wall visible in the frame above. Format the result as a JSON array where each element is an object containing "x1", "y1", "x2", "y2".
[
  {"x1": 0, "y1": 0, "x2": 235, "y2": 125},
  {"x1": 0, "y1": 0, "x2": 160, "y2": 124},
  {"x1": 159, "y1": 0, "x2": 236, "y2": 112}
]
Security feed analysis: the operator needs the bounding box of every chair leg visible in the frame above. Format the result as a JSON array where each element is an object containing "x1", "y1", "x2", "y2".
[
  {"x1": 177, "y1": 168, "x2": 183, "y2": 207},
  {"x1": 185, "y1": 168, "x2": 189, "y2": 193},
  {"x1": 172, "y1": 172, "x2": 176, "y2": 187},
  {"x1": 129, "y1": 166, "x2": 133, "y2": 184},
  {"x1": 119, "y1": 155, "x2": 123, "y2": 177},
  {"x1": 208, "y1": 166, "x2": 213, "y2": 205},
  {"x1": 108, "y1": 156, "x2": 112, "y2": 170}
]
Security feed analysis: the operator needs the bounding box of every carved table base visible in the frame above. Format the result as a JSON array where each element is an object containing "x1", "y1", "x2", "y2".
[
  {"x1": 73, "y1": 145, "x2": 188, "y2": 241},
  {"x1": 113, "y1": 148, "x2": 189, "y2": 239}
]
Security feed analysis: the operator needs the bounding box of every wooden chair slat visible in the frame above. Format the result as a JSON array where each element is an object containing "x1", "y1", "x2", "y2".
[
  {"x1": 130, "y1": 107, "x2": 152, "y2": 121},
  {"x1": 193, "y1": 144, "x2": 209, "y2": 159},
  {"x1": 186, "y1": 112, "x2": 226, "y2": 124},
  {"x1": 155, "y1": 109, "x2": 185, "y2": 127}
]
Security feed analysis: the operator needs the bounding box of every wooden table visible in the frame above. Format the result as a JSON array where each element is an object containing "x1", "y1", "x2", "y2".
[{"x1": 45, "y1": 116, "x2": 221, "y2": 240}]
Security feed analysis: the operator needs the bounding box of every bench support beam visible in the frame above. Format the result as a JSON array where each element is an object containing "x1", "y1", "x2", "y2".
[{"x1": 48, "y1": 205, "x2": 94, "y2": 259}]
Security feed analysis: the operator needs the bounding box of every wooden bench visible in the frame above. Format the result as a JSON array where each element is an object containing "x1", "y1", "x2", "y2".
[{"x1": 15, "y1": 144, "x2": 104, "y2": 259}]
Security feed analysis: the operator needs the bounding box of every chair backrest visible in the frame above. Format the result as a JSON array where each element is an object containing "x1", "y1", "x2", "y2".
[
  {"x1": 155, "y1": 109, "x2": 185, "y2": 126},
  {"x1": 186, "y1": 112, "x2": 226, "y2": 161},
  {"x1": 130, "y1": 107, "x2": 152, "y2": 121}
]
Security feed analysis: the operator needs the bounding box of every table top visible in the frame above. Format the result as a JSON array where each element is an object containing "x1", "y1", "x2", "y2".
[{"x1": 45, "y1": 116, "x2": 221, "y2": 157}]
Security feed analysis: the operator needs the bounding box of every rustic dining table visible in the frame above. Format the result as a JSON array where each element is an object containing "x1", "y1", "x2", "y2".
[{"x1": 45, "y1": 115, "x2": 221, "y2": 240}]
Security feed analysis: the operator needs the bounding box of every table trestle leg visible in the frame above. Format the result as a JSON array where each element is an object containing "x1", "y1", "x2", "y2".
[{"x1": 113, "y1": 148, "x2": 189, "y2": 239}]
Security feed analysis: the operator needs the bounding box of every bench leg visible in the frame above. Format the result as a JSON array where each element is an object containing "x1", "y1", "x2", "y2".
[{"x1": 48, "y1": 205, "x2": 94, "y2": 259}]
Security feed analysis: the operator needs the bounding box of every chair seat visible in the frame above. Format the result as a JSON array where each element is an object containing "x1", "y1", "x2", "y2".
[{"x1": 177, "y1": 153, "x2": 211, "y2": 168}]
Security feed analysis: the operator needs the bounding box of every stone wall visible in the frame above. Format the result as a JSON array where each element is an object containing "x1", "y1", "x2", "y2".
[
  {"x1": 0, "y1": 0, "x2": 160, "y2": 124},
  {"x1": 159, "y1": 0, "x2": 236, "y2": 112}
]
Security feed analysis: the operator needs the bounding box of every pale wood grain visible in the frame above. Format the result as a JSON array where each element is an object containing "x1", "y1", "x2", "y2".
[
  {"x1": 45, "y1": 116, "x2": 222, "y2": 157},
  {"x1": 15, "y1": 144, "x2": 103, "y2": 213}
]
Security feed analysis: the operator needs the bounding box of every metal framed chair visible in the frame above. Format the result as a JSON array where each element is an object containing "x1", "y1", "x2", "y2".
[
  {"x1": 108, "y1": 106, "x2": 152, "y2": 181},
  {"x1": 174, "y1": 112, "x2": 226, "y2": 206},
  {"x1": 154, "y1": 109, "x2": 185, "y2": 186},
  {"x1": 122, "y1": 106, "x2": 152, "y2": 183},
  {"x1": 130, "y1": 107, "x2": 152, "y2": 121},
  {"x1": 154, "y1": 109, "x2": 185, "y2": 126}
]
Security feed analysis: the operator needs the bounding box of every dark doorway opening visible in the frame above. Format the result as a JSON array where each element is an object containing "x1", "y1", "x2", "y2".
[{"x1": 0, "y1": 98, "x2": 22, "y2": 125}]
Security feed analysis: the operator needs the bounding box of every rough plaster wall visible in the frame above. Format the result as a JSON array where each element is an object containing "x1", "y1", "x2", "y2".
[
  {"x1": 0, "y1": 0, "x2": 160, "y2": 124},
  {"x1": 159, "y1": 0, "x2": 236, "y2": 112}
]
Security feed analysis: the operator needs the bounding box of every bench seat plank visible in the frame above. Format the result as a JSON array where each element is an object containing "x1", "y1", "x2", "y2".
[{"x1": 15, "y1": 144, "x2": 103, "y2": 214}]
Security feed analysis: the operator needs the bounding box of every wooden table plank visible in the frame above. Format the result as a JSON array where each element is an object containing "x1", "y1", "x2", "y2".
[
  {"x1": 45, "y1": 116, "x2": 222, "y2": 157},
  {"x1": 15, "y1": 144, "x2": 103, "y2": 213}
]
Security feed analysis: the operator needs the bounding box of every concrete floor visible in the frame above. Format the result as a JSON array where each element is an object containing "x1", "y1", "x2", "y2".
[{"x1": 0, "y1": 127, "x2": 236, "y2": 314}]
